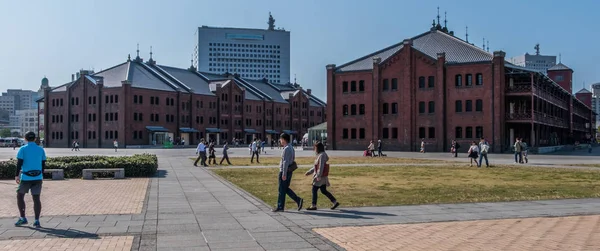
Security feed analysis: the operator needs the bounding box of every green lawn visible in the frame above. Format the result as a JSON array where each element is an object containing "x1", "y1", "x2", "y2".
[{"x1": 213, "y1": 165, "x2": 600, "y2": 209}]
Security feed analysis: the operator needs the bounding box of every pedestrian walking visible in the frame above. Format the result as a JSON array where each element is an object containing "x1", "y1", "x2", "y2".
[
  {"x1": 467, "y1": 141, "x2": 479, "y2": 167},
  {"x1": 304, "y1": 142, "x2": 340, "y2": 210},
  {"x1": 272, "y1": 133, "x2": 303, "y2": 212},
  {"x1": 521, "y1": 140, "x2": 529, "y2": 163},
  {"x1": 377, "y1": 139, "x2": 383, "y2": 157},
  {"x1": 251, "y1": 138, "x2": 260, "y2": 163},
  {"x1": 367, "y1": 140, "x2": 375, "y2": 157},
  {"x1": 514, "y1": 138, "x2": 523, "y2": 164},
  {"x1": 113, "y1": 140, "x2": 118, "y2": 152},
  {"x1": 420, "y1": 139, "x2": 425, "y2": 153},
  {"x1": 451, "y1": 140, "x2": 460, "y2": 157},
  {"x1": 194, "y1": 139, "x2": 208, "y2": 167},
  {"x1": 478, "y1": 138, "x2": 490, "y2": 168},
  {"x1": 14, "y1": 131, "x2": 45, "y2": 228},
  {"x1": 208, "y1": 141, "x2": 217, "y2": 165},
  {"x1": 220, "y1": 142, "x2": 232, "y2": 165},
  {"x1": 72, "y1": 140, "x2": 77, "y2": 151}
]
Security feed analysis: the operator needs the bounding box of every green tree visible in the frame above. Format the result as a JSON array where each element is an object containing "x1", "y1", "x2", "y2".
[{"x1": 0, "y1": 128, "x2": 11, "y2": 137}]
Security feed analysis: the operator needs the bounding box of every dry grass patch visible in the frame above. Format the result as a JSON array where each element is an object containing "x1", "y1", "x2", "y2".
[{"x1": 213, "y1": 165, "x2": 600, "y2": 209}]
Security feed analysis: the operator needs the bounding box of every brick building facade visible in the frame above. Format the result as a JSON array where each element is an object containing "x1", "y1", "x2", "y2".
[
  {"x1": 39, "y1": 55, "x2": 325, "y2": 148},
  {"x1": 327, "y1": 22, "x2": 595, "y2": 152}
]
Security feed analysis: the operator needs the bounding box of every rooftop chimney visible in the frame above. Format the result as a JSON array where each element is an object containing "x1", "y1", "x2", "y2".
[
  {"x1": 71, "y1": 74, "x2": 75, "y2": 81},
  {"x1": 307, "y1": 89, "x2": 312, "y2": 95}
]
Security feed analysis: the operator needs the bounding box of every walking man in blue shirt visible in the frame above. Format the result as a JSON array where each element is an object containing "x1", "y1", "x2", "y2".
[{"x1": 15, "y1": 131, "x2": 46, "y2": 228}]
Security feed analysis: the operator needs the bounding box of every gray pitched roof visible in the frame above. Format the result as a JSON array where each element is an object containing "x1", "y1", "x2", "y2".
[
  {"x1": 241, "y1": 79, "x2": 288, "y2": 103},
  {"x1": 336, "y1": 30, "x2": 493, "y2": 72},
  {"x1": 93, "y1": 62, "x2": 130, "y2": 87},
  {"x1": 128, "y1": 62, "x2": 178, "y2": 92},
  {"x1": 412, "y1": 30, "x2": 492, "y2": 63},
  {"x1": 336, "y1": 43, "x2": 403, "y2": 72},
  {"x1": 547, "y1": 63, "x2": 572, "y2": 71},
  {"x1": 155, "y1": 65, "x2": 214, "y2": 96},
  {"x1": 577, "y1": 88, "x2": 592, "y2": 94}
]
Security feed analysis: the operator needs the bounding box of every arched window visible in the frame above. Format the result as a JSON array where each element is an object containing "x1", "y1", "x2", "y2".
[
  {"x1": 343, "y1": 105, "x2": 349, "y2": 116},
  {"x1": 359, "y1": 80, "x2": 365, "y2": 92},
  {"x1": 466, "y1": 74, "x2": 473, "y2": 86},
  {"x1": 455, "y1": 75, "x2": 462, "y2": 86},
  {"x1": 476, "y1": 73, "x2": 483, "y2": 85},
  {"x1": 476, "y1": 99, "x2": 483, "y2": 112}
]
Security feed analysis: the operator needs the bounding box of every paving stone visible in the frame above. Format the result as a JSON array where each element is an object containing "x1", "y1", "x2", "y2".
[
  {"x1": 0, "y1": 229, "x2": 36, "y2": 238},
  {"x1": 86, "y1": 221, "x2": 117, "y2": 227},
  {"x1": 203, "y1": 230, "x2": 255, "y2": 243},
  {"x1": 207, "y1": 240, "x2": 263, "y2": 249},
  {"x1": 259, "y1": 241, "x2": 314, "y2": 250},
  {"x1": 96, "y1": 226, "x2": 129, "y2": 234},
  {"x1": 127, "y1": 225, "x2": 143, "y2": 233}
]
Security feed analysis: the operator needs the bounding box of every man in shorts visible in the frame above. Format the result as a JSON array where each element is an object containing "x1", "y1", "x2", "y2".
[{"x1": 15, "y1": 131, "x2": 46, "y2": 228}]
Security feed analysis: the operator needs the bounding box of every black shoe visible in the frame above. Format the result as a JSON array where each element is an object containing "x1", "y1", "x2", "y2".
[
  {"x1": 272, "y1": 208, "x2": 283, "y2": 212},
  {"x1": 331, "y1": 202, "x2": 340, "y2": 210},
  {"x1": 297, "y1": 198, "x2": 304, "y2": 211}
]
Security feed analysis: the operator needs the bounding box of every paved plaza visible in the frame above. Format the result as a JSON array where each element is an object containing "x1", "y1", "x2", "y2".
[{"x1": 0, "y1": 147, "x2": 597, "y2": 250}]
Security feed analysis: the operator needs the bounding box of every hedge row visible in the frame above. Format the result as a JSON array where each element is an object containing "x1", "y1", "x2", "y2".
[{"x1": 0, "y1": 154, "x2": 158, "y2": 179}]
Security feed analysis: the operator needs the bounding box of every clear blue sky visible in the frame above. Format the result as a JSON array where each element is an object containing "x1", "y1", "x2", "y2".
[{"x1": 1, "y1": 0, "x2": 599, "y2": 101}]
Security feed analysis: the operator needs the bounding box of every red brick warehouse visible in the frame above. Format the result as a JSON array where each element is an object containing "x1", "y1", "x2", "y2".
[
  {"x1": 326, "y1": 20, "x2": 595, "y2": 152},
  {"x1": 39, "y1": 53, "x2": 326, "y2": 148}
]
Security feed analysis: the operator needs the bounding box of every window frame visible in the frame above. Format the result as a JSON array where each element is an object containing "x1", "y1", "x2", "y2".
[
  {"x1": 455, "y1": 127, "x2": 463, "y2": 138},
  {"x1": 455, "y1": 74, "x2": 462, "y2": 87},
  {"x1": 455, "y1": 100, "x2": 462, "y2": 113},
  {"x1": 428, "y1": 101, "x2": 435, "y2": 113},
  {"x1": 418, "y1": 76, "x2": 425, "y2": 88}
]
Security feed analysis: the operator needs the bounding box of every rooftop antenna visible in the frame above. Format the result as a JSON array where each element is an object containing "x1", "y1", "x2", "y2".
[
  {"x1": 559, "y1": 53, "x2": 562, "y2": 63},
  {"x1": 268, "y1": 12, "x2": 275, "y2": 30},
  {"x1": 294, "y1": 74, "x2": 297, "y2": 84},
  {"x1": 149, "y1": 46, "x2": 153, "y2": 59},
  {"x1": 190, "y1": 54, "x2": 194, "y2": 66},
  {"x1": 444, "y1": 11, "x2": 447, "y2": 28},
  {"x1": 437, "y1": 7, "x2": 440, "y2": 26},
  {"x1": 483, "y1": 38, "x2": 485, "y2": 49},
  {"x1": 534, "y1": 43, "x2": 540, "y2": 55},
  {"x1": 136, "y1": 43, "x2": 140, "y2": 58},
  {"x1": 465, "y1": 26, "x2": 469, "y2": 43},
  {"x1": 487, "y1": 41, "x2": 489, "y2": 52}
]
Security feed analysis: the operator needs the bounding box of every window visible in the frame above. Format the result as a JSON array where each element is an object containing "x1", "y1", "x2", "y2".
[
  {"x1": 105, "y1": 113, "x2": 109, "y2": 121},
  {"x1": 139, "y1": 96, "x2": 143, "y2": 104},
  {"x1": 455, "y1": 127, "x2": 463, "y2": 138},
  {"x1": 383, "y1": 79, "x2": 389, "y2": 91},
  {"x1": 556, "y1": 75, "x2": 564, "y2": 81},
  {"x1": 466, "y1": 126, "x2": 473, "y2": 138},
  {"x1": 343, "y1": 105, "x2": 349, "y2": 116},
  {"x1": 115, "y1": 95, "x2": 118, "y2": 103},
  {"x1": 391, "y1": 78, "x2": 398, "y2": 90},
  {"x1": 114, "y1": 113, "x2": 118, "y2": 121},
  {"x1": 476, "y1": 99, "x2": 483, "y2": 112},
  {"x1": 134, "y1": 95, "x2": 138, "y2": 103},
  {"x1": 392, "y1": 127, "x2": 398, "y2": 139},
  {"x1": 419, "y1": 127, "x2": 426, "y2": 139},
  {"x1": 383, "y1": 128, "x2": 389, "y2": 139},
  {"x1": 455, "y1": 100, "x2": 462, "y2": 112},
  {"x1": 383, "y1": 103, "x2": 389, "y2": 114},
  {"x1": 418, "y1": 76, "x2": 425, "y2": 88},
  {"x1": 359, "y1": 80, "x2": 365, "y2": 92},
  {"x1": 343, "y1": 129, "x2": 348, "y2": 139},
  {"x1": 351, "y1": 128, "x2": 357, "y2": 139},
  {"x1": 391, "y1": 103, "x2": 398, "y2": 114},
  {"x1": 359, "y1": 128, "x2": 365, "y2": 139},
  {"x1": 110, "y1": 95, "x2": 114, "y2": 103},
  {"x1": 60, "y1": 99, "x2": 63, "y2": 106},
  {"x1": 455, "y1": 74, "x2": 462, "y2": 86},
  {"x1": 466, "y1": 100, "x2": 473, "y2": 112},
  {"x1": 428, "y1": 127, "x2": 435, "y2": 139},
  {"x1": 343, "y1": 81, "x2": 348, "y2": 93},
  {"x1": 351, "y1": 104, "x2": 357, "y2": 115},
  {"x1": 359, "y1": 104, "x2": 365, "y2": 115},
  {"x1": 428, "y1": 101, "x2": 435, "y2": 113},
  {"x1": 428, "y1": 76, "x2": 435, "y2": 88},
  {"x1": 150, "y1": 97, "x2": 154, "y2": 105},
  {"x1": 351, "y1": 81, "x2": 357, "y2": 92},
  {"x1": 419, "y1": 102, "x2": 425, "y2": 114},
  {"x1": 476, "y1": 74, "x2": 483, "y2": 85},
  {"x1": 476, "y1": 126, "x2": 483, "y2": 139},
  {"x1": 466, "y1": 74, "x2": 473, "y2": 86}
]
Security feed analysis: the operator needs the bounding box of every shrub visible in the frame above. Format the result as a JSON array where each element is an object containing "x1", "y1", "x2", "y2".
[{"x1": 0, "y1": 154, "x2": 158, "y2": 179}]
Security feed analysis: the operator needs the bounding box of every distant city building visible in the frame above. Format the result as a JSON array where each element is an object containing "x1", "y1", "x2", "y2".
[
  {"x1": 592, "y1": 83, "x2": 600, "y2": 127},
  {"x1": 509, "y1": 44, "x2": 557, "y2": 73},
  {"x1": 1, "y1": 89, "x2": 37, "y2": 113},
  {"x1": 193, "y1": 13, "x2": 290, "y2": 84},
  {"x1": 15, "y1": 109, "x2": 38, "y2": 135},
  {"x1": 0, "y1": 109, "x2": 9, "y2": 126}
]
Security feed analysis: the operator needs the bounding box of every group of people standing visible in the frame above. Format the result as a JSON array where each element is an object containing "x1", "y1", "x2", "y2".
[
  {"x1": 451, "y1": 138, "x2": 491, "y2": 167},
  {"x1": 513, "y1": 138, "x2": 529, "y2": 164}
]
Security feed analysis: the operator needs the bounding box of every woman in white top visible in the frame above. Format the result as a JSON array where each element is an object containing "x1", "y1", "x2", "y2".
[{"x1": 467, "y1": 141, "x2": 479, "y2": 167}]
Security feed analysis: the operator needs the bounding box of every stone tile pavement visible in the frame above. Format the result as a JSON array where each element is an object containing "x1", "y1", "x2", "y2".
[
  {"x1": 0, "y1": 179, "x2": 148, "y2": 217},
  {"x1": 314, "y1": 215, "x2": 600, "y2": 251},
  {"x1": 0, "y1": 236, "x2": 134, "y2": 251}
]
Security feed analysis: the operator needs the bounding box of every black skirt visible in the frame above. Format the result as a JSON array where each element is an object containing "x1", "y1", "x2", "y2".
[{"x1": 468, "y1": 152, "x2": 479, "y2": 158}]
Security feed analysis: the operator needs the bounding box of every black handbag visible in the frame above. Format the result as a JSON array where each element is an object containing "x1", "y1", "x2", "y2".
[{"x1": 287, "y1": 161, "x2": 298, "y2": 173}]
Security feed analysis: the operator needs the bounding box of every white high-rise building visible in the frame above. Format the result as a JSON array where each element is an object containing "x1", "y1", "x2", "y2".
[
  {"x1": 15, "y1": 109, "x2": 38, "y2": 135},
  {"x1": 193, "y1": 13, "x2": 290, "y2": 84},
  {"x1": 509, "y1": 44, "x2": 557, "y2": 73}
]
